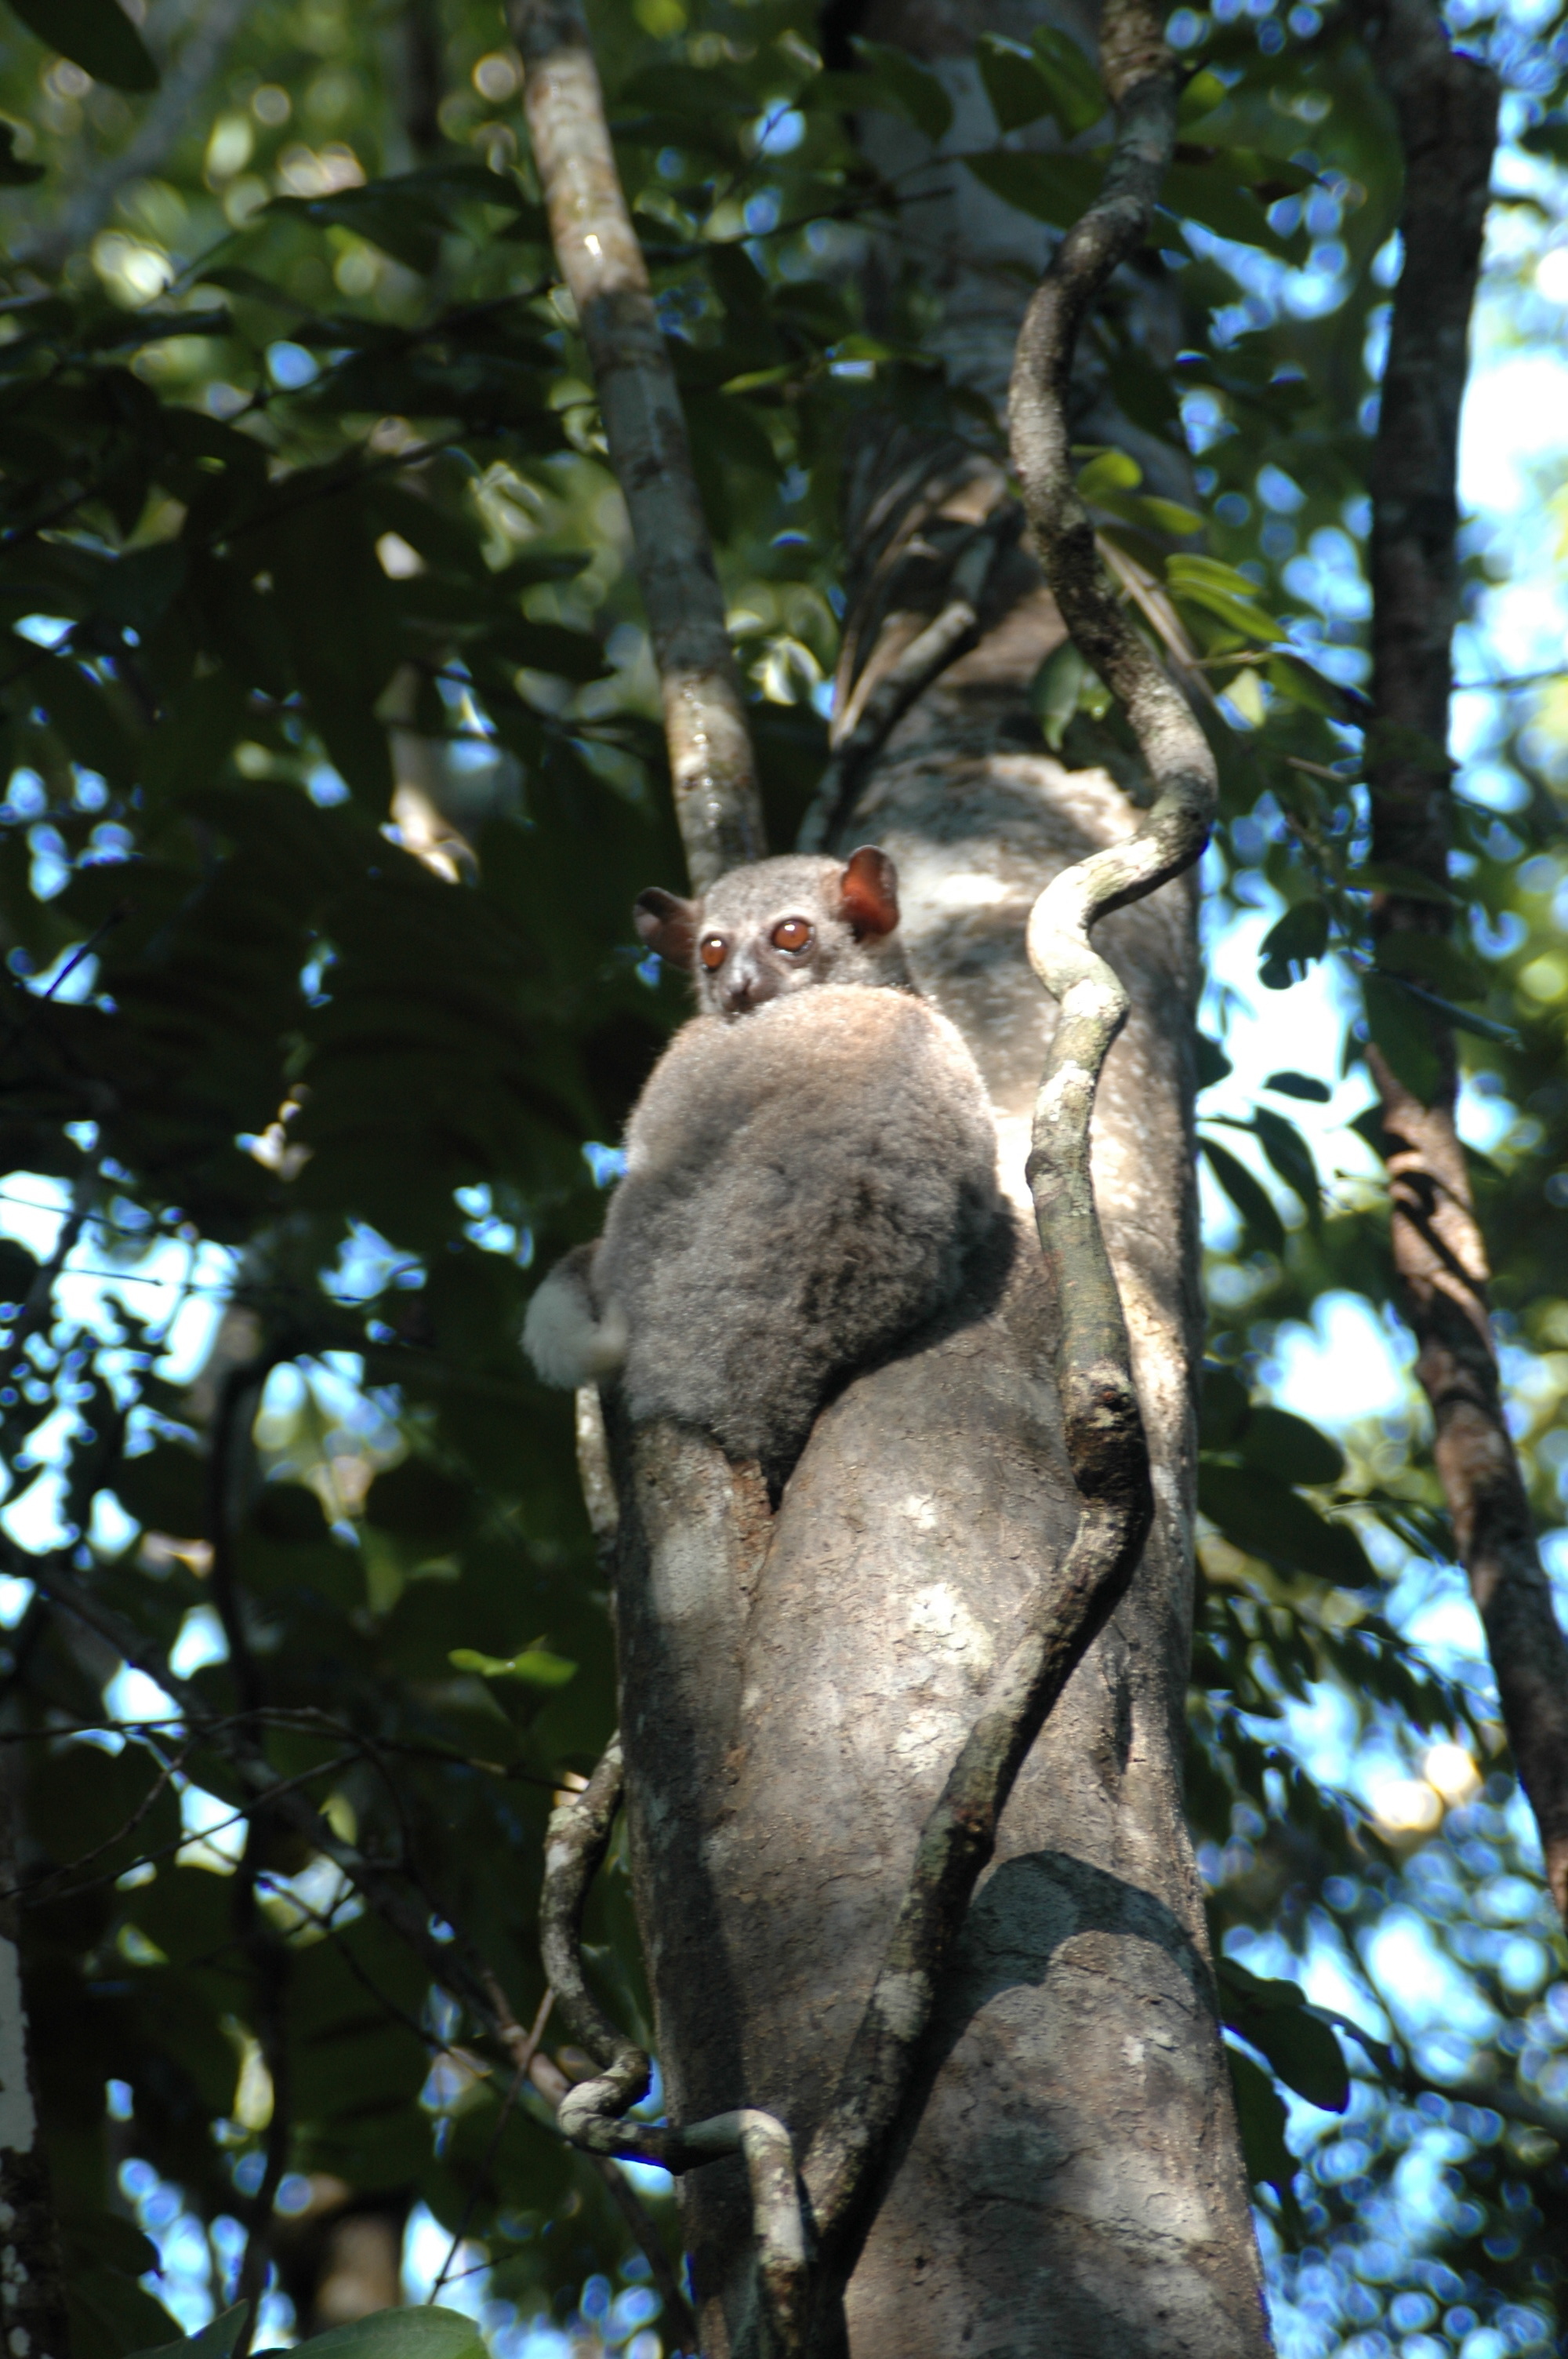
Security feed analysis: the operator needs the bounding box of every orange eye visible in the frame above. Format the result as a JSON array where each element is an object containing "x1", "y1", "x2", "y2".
[
  {"x1": 699, "y1": 935, "x2": 728, "y2": 971},
  {"x1": 771, "y1": 917, "x2": 813, "y2": 954}
]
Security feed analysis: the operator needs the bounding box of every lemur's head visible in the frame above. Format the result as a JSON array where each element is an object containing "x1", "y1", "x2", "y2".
[{"x1": 633, "y1": 848, "x2": 902, "y2": 1018}]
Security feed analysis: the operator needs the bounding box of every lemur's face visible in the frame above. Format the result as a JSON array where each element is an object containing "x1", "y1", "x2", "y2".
[{"x1": 633, "y1": 849, "x2": 901, "y2": 1020}]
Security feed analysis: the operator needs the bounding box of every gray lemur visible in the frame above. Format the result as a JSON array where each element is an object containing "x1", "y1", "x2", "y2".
[{"x1": 523, "y1": 847, "x2": 1002, "y2": 1485}]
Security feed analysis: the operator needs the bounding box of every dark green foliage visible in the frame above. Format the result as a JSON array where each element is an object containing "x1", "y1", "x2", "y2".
[{"x1": 0, "y1": 0, "x2": 1562, "y2": 2347}]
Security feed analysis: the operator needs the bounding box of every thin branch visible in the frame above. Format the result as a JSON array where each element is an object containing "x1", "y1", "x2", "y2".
[
  {"x1": 23, "y1": 1543, "x2": 694, "y2": 2307},
  {"x1": 508, "y1": 0, "x2": 766, "y2": 889},
  {"x1": 539, "y1": 1739, "x2": 796, "y2": 2354},
  {"x1": 797, "y1": 515, "x2": 1014, "y2": 853},
  {"x1": 1, "y1": 1154, "x2": 96, "y2": 1368},
  {"x1": 574, "y1": 1383, "x2": 620, "y2": 1574},
  {"x1": 205, "y1": 1354, "x2": 281, "y2": 1720},
  {"x1": 1352, "y1": 0, "x2": 1568, "y2": 1925},
  {"x1": 19, "y1": 0, "x2": 262, "y2": 274},
  {"x1": 430, "y1": 1987, "x2": 554, "y2": 2299}
]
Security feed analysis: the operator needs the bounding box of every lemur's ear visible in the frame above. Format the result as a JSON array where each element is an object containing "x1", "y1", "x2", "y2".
[
  {"x1": 634, "y1": 888, "x2": 699, "y2": 966},
  {"x1": 838, "y1": 845, "x2": 899, "y2": 939}
]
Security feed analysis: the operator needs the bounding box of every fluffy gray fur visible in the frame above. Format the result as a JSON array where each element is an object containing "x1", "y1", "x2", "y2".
[{"x1": 522, "y1": 852, "x2": 1000, "y2": 1482}]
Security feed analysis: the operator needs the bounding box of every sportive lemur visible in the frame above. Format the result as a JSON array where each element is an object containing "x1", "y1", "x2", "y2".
[{"x1": 523, "y1": 848, "x2": 1002, "y2": 1485}]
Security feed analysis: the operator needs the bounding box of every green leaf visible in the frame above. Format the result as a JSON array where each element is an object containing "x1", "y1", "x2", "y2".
[
  {"x1": 1361, "y1": 970, "x2": 1441, "y2": 1102},
  {"x1": 1196, "y1": 1032, "x2": 1232, "y2": 1091},
  {"x1": 129, "y1": 2303, "x2": 252, "y2": 2359},
  {"x1": 1348, "y1": 861, "x2": 1457, "y2": 907},
  {"x1": 1264, "y1": 1070, "x2": 1330, "y2": 1103},
  {"x1": 0, "y1": 1236, "x2": 38, "y2": 1304},
  {"x1": 1200, "y1": 1134, "x2": 1285, "y2": 1257},
  {"x1": 263, "y1": 2311, "x2": 484, "y2": 2359},
  {"x1": 1226, "y1": 2045, "x2": 1295, "y2": 2200},
  {"x1": 71, "y1": 2273, "x2": 183, "y2": 2359},
  {"x1": 960, "y1": 148, "x2": 1107, "y2": 229},
  {"x1": 1381, "y1": 979, "x2": 1519, "y2": 1047},
  {"x1": 1027, "y1": 27, "x2": 1105, "y2": 136},
  {"x1": 849, "y1": 37, "x2": 953, "y2": 142},
  {"x1": 1134, "y1": 494, "x2": 1203, "y2": 537},
  {"x1": 1218, "y1": 1960, "x2": 1349, "y2": 2113},
  {"x1": 6, "y1": 0, "x2": 158, "y2": 90},
  {"x1": 94, "y1": 542, "x2": 186, "y2": 633},
  {"x1": 1076, "y1": 447, "x2": 1142, "y2": 498},
  {"x1": 1240, "y1": 1405, "x2": 1345, "y2": 1488},
  {"x1": 0, "y1": 121, "x2": 43, "y2": 184},
  {"x1": 1166, "y1": 556, "x2": 1280, "y2": 642},
  {"x1": 449, "y1": 1645, "x2": 578, "y2": 1688},
  {"x1": 1258, "y1": 897, "x2": 1328, "y2": 990},
  {"x1": 975, "y1": 35, "x2": 1057, "y2": 132},
  {"x1": 253, "y1": 484, "x2": 398, "y2": 810},
  {"x1": 1199, "y1": 1463, "x2": 1376, "y2": 1587},
  {"x1": 1200, "y1": 1363, "x2": 1250, "y2": 1450},
  {"x1": 1162, "y1": 159, "x2": 1290, "y2": 255},
  {"x1": 364, "y1": 1458, "x2": 471, "y2": 1540},
  {"x1": 1374, "y1": 929, "x2": 1484, "y2": 1002},
  {"x1": 138, "y1": 665, "x2": 248, "y2": 806},
  {"x1": 1249, "y1": 1105, "x2": 1321, "y2": 1231},
  {"x1": 1519, "y1": 116, "x2": 1568, "y2": 165},
  {"x1": 114, "y1": 1441, "x2": 206, "y2": 1537},
  {"x1": 1028, "y1": 639, "x2": 1109, "y2": 748}
]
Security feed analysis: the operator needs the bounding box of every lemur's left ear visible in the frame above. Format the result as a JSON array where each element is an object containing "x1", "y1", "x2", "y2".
[
  {"x1": 634, "y1": 888, "x2": 699, "y2": 967},
  {"x1": 838, "y1": 845, "x2": 899, "y2": 939}
]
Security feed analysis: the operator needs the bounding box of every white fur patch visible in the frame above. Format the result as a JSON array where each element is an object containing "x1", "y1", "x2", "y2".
[{"x1": 523, "y1": 1268, "x2": 629, "y2": 1387}]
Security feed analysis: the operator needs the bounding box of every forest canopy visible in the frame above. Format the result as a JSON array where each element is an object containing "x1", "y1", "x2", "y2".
[{"x1": 0, "y1": 0, "x2": 1565, "y2": 2353}]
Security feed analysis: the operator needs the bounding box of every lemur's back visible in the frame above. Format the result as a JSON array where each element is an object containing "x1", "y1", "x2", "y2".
[{"x1": 522, "y1": 849, "x2": 1003, "y2": 1485}]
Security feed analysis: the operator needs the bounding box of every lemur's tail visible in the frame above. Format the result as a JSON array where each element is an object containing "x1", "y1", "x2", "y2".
[{"x1": 522, "y1": 1245, "x2": 629, "y2": 1389}]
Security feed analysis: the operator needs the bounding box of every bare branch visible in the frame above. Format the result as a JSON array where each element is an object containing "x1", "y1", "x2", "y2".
[
  {"x1": 797, "y1": 515, "x2": 1015, "y2": 852},
  {"x1": 20, "y1": 0, "x2": 261, "y2": 274},
  {"x1": 2, "y1": 1154, "x2": 96, "y2": 1370},
  {"x1": 509, "y1": 0, "x2": 765, "y2": 889},
  {"x1": 540, "y1": 1741, "x2": 802, "y2": 2354},
  {"x1": 1351, "y1": 2, "x2": 1568, "y2": 1922}
]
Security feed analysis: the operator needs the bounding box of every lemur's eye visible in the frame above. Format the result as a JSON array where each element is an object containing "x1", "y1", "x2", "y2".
[
  {"x1": 700, "y1": 935, "x2": 728, "y2": 971},
  {"x1": 771, "y1": 918, "x2": 813, "y2": 954}
]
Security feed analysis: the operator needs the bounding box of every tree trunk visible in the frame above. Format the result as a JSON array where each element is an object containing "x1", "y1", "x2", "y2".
[
  {"x1": 604, "y1": 7, "x2": 1271, "y2": 2350},
  {"x1": 612, "y1": 438, "x2": 1268, "y2": 2355}
]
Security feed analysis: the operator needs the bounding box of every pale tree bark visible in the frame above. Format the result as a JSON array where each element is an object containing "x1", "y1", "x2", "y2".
[
  {"x1": 1352, "y1": 0, "x2": 1568, "y2": 1925},
  {"x1": 510, "y1": 0, "x2": 766, "y2": 889},
  {"x1": 523, "y1": 1, "x2": 1272, "y2": 2353}
]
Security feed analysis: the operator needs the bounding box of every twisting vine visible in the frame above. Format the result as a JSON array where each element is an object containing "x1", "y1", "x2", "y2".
[{"x1": 536, "y1": 4, "x2": 1215, "y2": 2353}]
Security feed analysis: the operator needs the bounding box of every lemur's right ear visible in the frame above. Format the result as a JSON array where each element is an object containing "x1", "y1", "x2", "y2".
[
  {"x1": 839, "y1": 845, "x2": 899, "y2": 939},
  {"x1": 634, "y1": 888, "x2": 700, "y2": 968}
]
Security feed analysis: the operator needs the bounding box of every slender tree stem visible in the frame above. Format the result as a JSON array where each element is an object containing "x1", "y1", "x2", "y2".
[
  {"x1": 509, "y1": 0, "x2": 765, "y2": 889},
  {"x1": 1352, "y1": 2, "x2": 1568, "y2": 1922}
]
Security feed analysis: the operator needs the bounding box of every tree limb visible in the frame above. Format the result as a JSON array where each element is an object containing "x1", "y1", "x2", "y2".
[
  {"x1": 1351, "y1": 0, "x2": 1568, "y2": 1924},
  {"x1": 525, "y1": 9, "x2": 1210, "y2": 2343},
  {"x1": 797, "y1": 512, "x2": 1017, "y2": 852},
  {"x1": 20, "y1": 0, "x2": 261, "y2": 274},
  {"x1": 786, "y1": 12, "x2": 1208, "y2": 2314},
  {"x1": 540, "y1": 1739, "x2": 800, "y2": 2354},
  {"x1": 508, "y1": 0, "x2": 765, "y2": 889}
]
